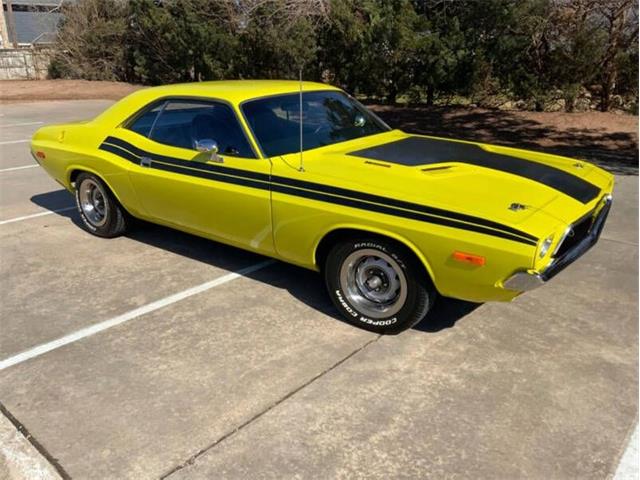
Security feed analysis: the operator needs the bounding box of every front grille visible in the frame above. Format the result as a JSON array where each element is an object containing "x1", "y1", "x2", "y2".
[{"x1": 554, "y1": 212, "x2": 594, "y2": 258}]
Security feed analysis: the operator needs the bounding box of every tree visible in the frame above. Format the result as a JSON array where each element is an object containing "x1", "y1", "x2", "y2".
[
  {"x1": 127, "y1": 0, "x2": 238, "y2": 84},
  {"x1": 359, "y1": 0, "x2": 422, "y2": 103},
  {"x1": 50, "y1": 0, "x2": 129, "y2": 80},
  {"x1": 593, "y1": 0, "x2": 639, "y2": 111},
  {"x1": 412, "y1": 2, "x2": 468, "y2": 105},
  {"x1": 316, "y1": 0, "x2": 370, "y2": 92},
  {"x1": 47, "y1": 0, "x2": 639, "y2": 112},
  {"x1": 233, "y1": 0, "x2": 323, "y2": 80},
  {"x1": 547, "y1": 1, "x2": 604, "y2": 111}
]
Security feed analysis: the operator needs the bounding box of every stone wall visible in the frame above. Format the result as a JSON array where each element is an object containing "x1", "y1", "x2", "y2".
[{"x1": 0, "y1": 48, "x2": 51, "y2": 80}]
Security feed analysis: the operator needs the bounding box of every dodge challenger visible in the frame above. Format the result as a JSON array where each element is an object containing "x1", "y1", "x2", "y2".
[{"x1": 30, "y1": 80, "x2": 614, "y2": 333}]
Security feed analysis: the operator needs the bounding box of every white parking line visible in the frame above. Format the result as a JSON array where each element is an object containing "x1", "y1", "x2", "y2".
[
  {"x1": 0, "y1": 122, "x2": 43, "y2": 128},
  {"x1": 0, "y1": 139, "x2": 30, "y2": 145},
  {"x1": 0, "y1": 164, "x2": 38, "y2": 173},
  {"x1": 0, "y1": 259, "x2": 276, "y2": 371},
  {"x1": 0, "y1": 207, "x2": 76, "y2": 225},
  {"x1": 614, "y1": 423, "x2": 639, "y2": 479}
]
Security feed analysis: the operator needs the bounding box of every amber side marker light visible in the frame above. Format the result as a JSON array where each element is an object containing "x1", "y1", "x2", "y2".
[
  {"x1": 36, "y1": 151, "x2": 45, "y2": 159},
  {"x1": 452, "y1": 251, "x2": 486, "y2": 266}
]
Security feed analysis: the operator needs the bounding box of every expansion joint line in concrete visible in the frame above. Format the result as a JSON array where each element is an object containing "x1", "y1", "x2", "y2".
[
  {"x1": 160, "y1": 335, "x2": 381, "y2": 479},
  {"x1": 0, "y1": 401, "x2": 71, "y2": 479}
]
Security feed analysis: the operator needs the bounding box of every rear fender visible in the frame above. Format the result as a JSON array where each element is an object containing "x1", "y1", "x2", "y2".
[{"x1": 65, "y1": 164, "x2": 144, "y2": 218}]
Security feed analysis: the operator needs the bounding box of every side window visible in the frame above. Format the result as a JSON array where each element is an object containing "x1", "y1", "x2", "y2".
[
  {"x1": 150, "y1": 100, "x2": 254, "y2": 158},
  {"x1": 127, "y1": 102, "x2": 163, "y2": 137}
]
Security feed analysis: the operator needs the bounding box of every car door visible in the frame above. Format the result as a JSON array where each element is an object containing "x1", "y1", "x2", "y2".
[{"x1": 114, "y1": 98, "x2": 274, "y2": 255}]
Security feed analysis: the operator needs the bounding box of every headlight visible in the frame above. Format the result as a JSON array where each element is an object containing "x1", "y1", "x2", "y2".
[{"x1": 539, "y1": 235, "x2": 554, "y2": 258}]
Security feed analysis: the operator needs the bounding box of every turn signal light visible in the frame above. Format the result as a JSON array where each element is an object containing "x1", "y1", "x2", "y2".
[
  {"x1": 36, "y1": 151, "x2": 45, "y2": 159},
  {"x1": 453, "y1": 251, "x2": 486, "y2": 266}
]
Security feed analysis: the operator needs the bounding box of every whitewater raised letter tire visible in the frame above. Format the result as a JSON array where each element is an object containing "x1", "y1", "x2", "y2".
[{"x1": 32, "y1": 80, "x2": 614, "y2": 334}]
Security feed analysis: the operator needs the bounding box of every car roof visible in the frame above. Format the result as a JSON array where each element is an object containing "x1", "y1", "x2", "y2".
[
  {"x1": 142, "y1": 80, "x2": 342, "y2": 104},
  {"x1": 93, "y1": 80, "x2": 344, "y2": 128}
]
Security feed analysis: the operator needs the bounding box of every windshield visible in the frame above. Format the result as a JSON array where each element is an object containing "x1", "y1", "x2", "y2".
[{"x1": 242, "y1": 91, "x2": 390, "y2": 158}]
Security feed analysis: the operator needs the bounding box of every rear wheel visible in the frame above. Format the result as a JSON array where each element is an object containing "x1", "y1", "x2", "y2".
[
  {"x1": 74, "y1": 172, "x2": 127, "y2": 237},
  {"x1": 324, "y1": 237, "x2": 435, "y2": 334}
]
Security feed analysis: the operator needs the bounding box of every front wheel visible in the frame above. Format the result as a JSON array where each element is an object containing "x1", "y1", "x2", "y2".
[
  {"x1": 324, "y1": 237, "x2": 435, "y2": 334},
  {"x1": 74, "y1": 172, "x2": 127, "y2": 238}
]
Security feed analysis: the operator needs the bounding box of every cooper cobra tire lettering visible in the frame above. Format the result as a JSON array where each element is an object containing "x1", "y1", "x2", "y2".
[
  {"x1": 335, "y1": 289, "x2": 358, "y2": 317},
  {"x1": 359, "y1": 316, "x2": 398, "y2": 326},
  {"x1": 336, "y1": 287, "x2": 396, "y2": 325}
]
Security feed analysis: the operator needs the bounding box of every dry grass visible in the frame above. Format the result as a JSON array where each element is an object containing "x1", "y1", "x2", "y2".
[{"x1": 0, "y1": 79, "x2": 143, "y2": 103}]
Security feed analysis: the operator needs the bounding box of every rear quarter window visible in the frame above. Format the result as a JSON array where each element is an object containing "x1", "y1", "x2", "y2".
[
  {"x1": 125, "y1": 99, "x2": 255, "y2": 158},
  {"x1": 127, "y1": 103, "x2": 163, "y2": 137}
]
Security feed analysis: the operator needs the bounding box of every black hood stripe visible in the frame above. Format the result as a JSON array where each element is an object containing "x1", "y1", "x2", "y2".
[
  {"x1": 99, "y1": 136, "x2": 538, "y2": 246},
  {"x1": 348, "y1": 136, "x2": 600, "y2": 204}
]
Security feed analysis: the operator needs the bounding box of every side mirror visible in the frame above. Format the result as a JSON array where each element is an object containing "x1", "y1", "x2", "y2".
[{"x1": 194, "y1": 139, "x2": 223, "y2": 163}]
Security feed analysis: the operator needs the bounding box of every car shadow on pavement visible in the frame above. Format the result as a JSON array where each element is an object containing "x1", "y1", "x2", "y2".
[
  {"x1": 31, "y1": 189, "x2": 479, "y2": 334},
  {"x1": 413, "y1": 297, "x2": 481, "y2": 332},
  {"x1": 30, "y1": 188, "x2": 76, "y2": 212}
]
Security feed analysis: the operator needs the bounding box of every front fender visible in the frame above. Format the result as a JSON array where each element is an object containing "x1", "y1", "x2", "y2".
[{"x1": 312, "y1": 223, "x2": 437, "y2": 284}]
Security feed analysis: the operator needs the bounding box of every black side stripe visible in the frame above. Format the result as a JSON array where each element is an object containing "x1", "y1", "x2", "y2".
[
  {"x1": 101, "y1": 138, "x2": 274, "y2": 191},
  {"x1": 99, "y1": 137, "x2": 538, "y2": 246},
  {"x1": 104, "y1": 136, "x2": 271, "y2": 182},
  {"x1": 101, "y1": 142, "x2": 140, "y2": 164},
  {"x1": 151, "y1": 161, "x2": 537, "y2": 246},
  {"x1": 158, "y1": 161, "x2": 537, "y2": 244},
  {"x1": 269, "y1": 184, "x2": 537, "y2": 245},
  {"x1": 267, "y1": 174, "x2": 538, "y2": 241},
  {"x1": 103, "y1": 136, "x2": 537, "y2": 242},
  {"x1": 152, "y1": 161, "x2": 269, "y2": 191}
]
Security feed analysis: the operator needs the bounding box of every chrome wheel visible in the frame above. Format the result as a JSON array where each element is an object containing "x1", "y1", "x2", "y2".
[
  {"x1": 78, "y1": 178, "x2": 108, "y2": 227},
  {"x1": 339, "y1": 248, "x2": 408, "y2": 319}
]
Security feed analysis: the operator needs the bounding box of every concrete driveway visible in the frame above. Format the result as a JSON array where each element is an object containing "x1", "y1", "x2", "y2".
[{"x1": 0, "y1": 100, "x2": 637, "y2": 479}]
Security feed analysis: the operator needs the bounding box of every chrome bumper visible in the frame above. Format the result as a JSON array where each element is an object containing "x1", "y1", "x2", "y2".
[
  {"x1": 503, "y1": 271, "x2": 545, "y2": 291},
  {"x1": 504, "y1": 195, "x2": 612, "y2": 292}
]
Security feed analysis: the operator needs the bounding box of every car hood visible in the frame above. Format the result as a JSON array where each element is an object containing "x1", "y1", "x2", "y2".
[{"x1": 281, "y1": 131, "x2": 613, "y2": 239}]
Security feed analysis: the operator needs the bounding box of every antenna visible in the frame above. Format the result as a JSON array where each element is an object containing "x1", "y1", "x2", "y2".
[{"x1": 298, "y1": 67, "x2": 305, "y2": 172}]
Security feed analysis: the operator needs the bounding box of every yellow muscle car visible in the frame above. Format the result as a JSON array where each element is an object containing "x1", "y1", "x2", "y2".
[{"x1": 30, "y1": 80, "x2": 614, "y2": 333}]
